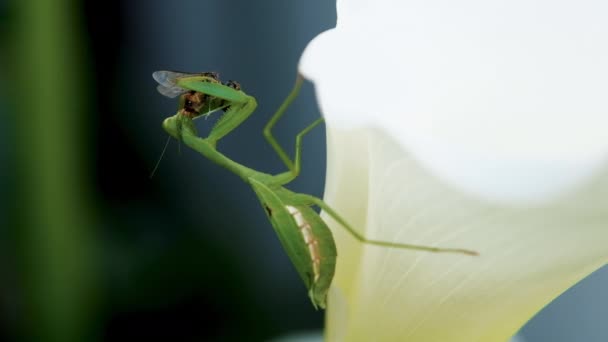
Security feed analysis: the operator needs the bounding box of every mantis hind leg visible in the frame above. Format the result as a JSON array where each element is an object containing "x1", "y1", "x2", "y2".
[{"x1": 297, "y1": 195, "x2": 478, "y2": 256}]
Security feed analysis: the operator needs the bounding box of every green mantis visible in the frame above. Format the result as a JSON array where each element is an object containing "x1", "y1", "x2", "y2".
[{"x1": 153, "y1": 70, "x2": 478, "y2": 309}]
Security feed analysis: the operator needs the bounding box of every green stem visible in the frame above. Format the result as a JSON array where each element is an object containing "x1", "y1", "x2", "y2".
[{"x1": 11, "y1": 0, "x2": 98, "y2": 341}]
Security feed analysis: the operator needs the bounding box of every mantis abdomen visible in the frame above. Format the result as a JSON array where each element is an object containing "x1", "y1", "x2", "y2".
[{"x1": 249, "y1": 178, "x2": 337, "y2": 309}]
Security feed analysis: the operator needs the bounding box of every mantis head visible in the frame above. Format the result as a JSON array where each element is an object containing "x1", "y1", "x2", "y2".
[{"x1": 162, "y1": 114, "x2": 184, "y2": 140}]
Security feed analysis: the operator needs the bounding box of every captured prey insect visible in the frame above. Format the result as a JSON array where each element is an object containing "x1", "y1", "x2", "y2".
[{"x1": 152, "y1": 70, "x2": 478, "y2": 309}]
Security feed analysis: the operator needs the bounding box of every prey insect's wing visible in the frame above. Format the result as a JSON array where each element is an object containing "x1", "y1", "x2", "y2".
[
  {"x1": 156, "y1": 84, "x2": 187, "y2": 98},
  {"x1": 152, "y1": 70, "x2": 193, "y2": 98}
]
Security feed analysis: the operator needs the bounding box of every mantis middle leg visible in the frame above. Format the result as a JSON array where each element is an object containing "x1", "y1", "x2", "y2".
[
  {"x1": 263, "y1": 75, "x2": 306, "y2": 173},
  {"x1": 272, "y1": 116, "x2": 324, "y2": 184}
]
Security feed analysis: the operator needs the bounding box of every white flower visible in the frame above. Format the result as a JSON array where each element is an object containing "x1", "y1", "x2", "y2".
[{"x1": 299, "y1": 1, "x2": 608, "y2": 341}]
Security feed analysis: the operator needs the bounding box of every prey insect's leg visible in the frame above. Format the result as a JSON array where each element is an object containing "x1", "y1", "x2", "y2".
[
  {"x1": 298, "y1": 195, "x2": 478, "y2": 256},
  {"x1": 263, "y1": 75, "x2": 305, "y2": 172}
]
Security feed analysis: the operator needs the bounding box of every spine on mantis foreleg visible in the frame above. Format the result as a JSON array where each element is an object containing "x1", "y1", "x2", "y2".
[
  {"x1": 207, "y1": 97, "x2": 257, "y2": 143},
  {"x1": 248, "y1": 178, "x2": 337, "y2": 309}
]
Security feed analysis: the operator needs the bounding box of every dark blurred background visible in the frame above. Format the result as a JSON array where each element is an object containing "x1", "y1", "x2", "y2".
[{"x1": 0, "y1": 1, "x2": 605, "y2": 341}]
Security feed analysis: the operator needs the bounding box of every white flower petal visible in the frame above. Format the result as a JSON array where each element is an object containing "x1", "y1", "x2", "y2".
[
  {"x1": 300, "y1": 0, "x2": 608, "y2": 203},
  {"x1": 322, "y1": 127, "x2": 607, "y2": 341},
  {"x1": 300, "y1": 1, "x2": 608, "y2": 340}
]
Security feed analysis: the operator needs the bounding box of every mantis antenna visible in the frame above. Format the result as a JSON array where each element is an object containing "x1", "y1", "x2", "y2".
[{"x1": 149, "y1": 135, "x2": 172, "y2": 179}]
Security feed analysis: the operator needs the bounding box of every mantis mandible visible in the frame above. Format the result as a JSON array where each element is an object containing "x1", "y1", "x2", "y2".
[{"x1": 152, "y1": 70, "x2": 478, "y2": 309}]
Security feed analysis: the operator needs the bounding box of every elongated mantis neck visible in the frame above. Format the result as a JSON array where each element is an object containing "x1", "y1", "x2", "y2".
[{"x1": 163, "y1": 114, "x2": 274, "y2": 184}]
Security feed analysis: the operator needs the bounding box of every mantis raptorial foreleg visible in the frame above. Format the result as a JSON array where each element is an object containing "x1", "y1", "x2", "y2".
[
  {"x1": 172, "y1": 75, "x2": 258, "y2": 145},
  {"x1": 207, "y1": 100, "x2": 257, "y2": 144},
  {"x1": 297, "y1": 195, "x2": 478, "y2": 256}
]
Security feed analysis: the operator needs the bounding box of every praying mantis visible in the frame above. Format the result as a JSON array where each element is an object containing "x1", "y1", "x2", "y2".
[{"x1": 153, "y1": 70, "x2": 477, "y2": 309}]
